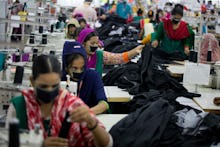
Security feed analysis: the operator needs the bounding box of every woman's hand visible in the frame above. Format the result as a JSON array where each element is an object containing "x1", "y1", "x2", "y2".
[
  {"x1": 184, "y1": 47, "x2": 190, "y2": 56},
  {"x1": 44, "y1": 137, "x2": 68, "y2": 147},
  {"x1": 135, "y1": 45, "x2": 145, "y2": 53},
  {"x1": 151, "y1": 40, "x2": 159, "y2": 48},
  {"x1": 69, "y1": 105, "x2": 97, "y2": 130},
  {"x1": 69, "y1": 105, "x2": 92, "y2": 123}
]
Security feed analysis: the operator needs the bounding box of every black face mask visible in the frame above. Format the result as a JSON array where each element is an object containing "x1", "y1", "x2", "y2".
[
  {"x1": 172, "y1": 19, "x2": 180, "y2": 24},
  {"x1": 89, "y1": 46, "x2": 98, "y2": 52},
  {"x1": 72, "y1": 72, "x2": 83, "y2": 81},
  {"x1": 36, "y1": 86, "x2": 59, "y2": 103}
]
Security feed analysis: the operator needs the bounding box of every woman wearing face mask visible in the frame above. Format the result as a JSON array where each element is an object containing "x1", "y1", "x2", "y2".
[
  {"x1": 65, "y1": 19, "x2": 80, "y2": 39},
  {"x1": 151, "y1": 4, "x2": 194, "y2": 58},
  {"x1": 77, "y1": 28, "x2": 144, "y2": 75},
  {"x1": 6, "y1": 55, "x2": 112, "y2": 147},
  {"x1": 62, "y1": 41, "x2": 109, "y2": 115}
]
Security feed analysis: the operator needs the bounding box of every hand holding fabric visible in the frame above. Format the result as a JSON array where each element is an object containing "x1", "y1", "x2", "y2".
[
  {"x1": 69, "y1": 105, "x2": 92, "y2": 123},
  {"x1": 135, "y1": 45, "x2": 145, "y2": 53},
  {"x1": 184, "y1": 46, "x2": 190, "y2": 56},
  {"x1": 152, "y1": 40, "x2": 159, "y2": 48},
  {"x1": 69, "y1": 105, "x2": 97, "y2": 131}
]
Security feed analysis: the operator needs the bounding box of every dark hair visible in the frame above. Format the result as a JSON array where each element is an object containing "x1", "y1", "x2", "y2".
[
  {"x1": 84, "y1": 31, "x2": 98, "y2": 43},
  {"x1": 137, "y1": 8, "x2": 143, "y2": 15},
  {"x1": 210, "y1": 9, "x2": 215, "y2": 14},
  {"x1": 156, "y1": 9, "x2": 163, "y2": 23},
  {"x1": 65, "y1": 53, "x2": 84, "y2": 68},
  {"x1": 165, "y1": 2, "x2": 172, "y2": 6},
  {"x1": 32, "y1": 54, "x2": 61, "y2": 80},
  {"x1": 85, "y1": 0, "x2": 93, "y2": 2},
  {"x1": 68, "y1": 24, "x2": 76, "y2": 29},
  {"x1": 78, "y1": 18, "x2": 87, "y2": 24},
  {"x1": 148, "y1": 10, "x2": 154, "y2": 17},
  {"x1": 171, "y1": 4, "x2": 184, "y2": 16}
]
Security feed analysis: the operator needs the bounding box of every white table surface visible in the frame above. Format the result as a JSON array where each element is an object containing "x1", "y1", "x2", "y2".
[
  {"x1": 184, "y1": 84, "x2": 220, "y2": 113},
  {"x1": 104, "y1": 86, "x2": 132, "y2": 102},
  {"x1": 97, "y1": 114, "x2": 127, "y2": 132}
]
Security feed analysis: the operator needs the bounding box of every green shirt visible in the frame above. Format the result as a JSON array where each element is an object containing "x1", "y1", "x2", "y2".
[{"x1": 151, "y1": 22, "x2": 194, "y2": 57}]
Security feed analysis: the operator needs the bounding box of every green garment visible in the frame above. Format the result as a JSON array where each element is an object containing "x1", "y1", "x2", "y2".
[
  {"x1": 11, "y1": 95, "x2": 28, "y2": 130},
  {"x1": 151, "y1": 22, "x2": 194, "y2": 57},
  {"x1": 95, "y1": 49, "x2": 103, "y2": 77},
  {"x1": 0, "y1": 53, "x2": 6, "y2": 71},
  {"x1": 11, "y1": 96, "x2": 50, "y2": 134},
  {"x1": 133, "y1": 16, "x2": 143, "y2": 22}
]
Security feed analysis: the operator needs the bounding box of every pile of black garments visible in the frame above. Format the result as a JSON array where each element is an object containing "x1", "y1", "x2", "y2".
[
  {"x1": 103, "y1": 45, "x2": 198, "y2": 97},
  {"x1": 96, "y1": 14, "x2": 140, "y2": 56},
  {"x1": 109, "y1": 99, "x2": 220, "y2": 147},
  {"x1": 96, "y1": 14, "x2": 140, "y2": 41},
  {"x1": 104, "y1": 45, "x2": 220, "y2": 146}
]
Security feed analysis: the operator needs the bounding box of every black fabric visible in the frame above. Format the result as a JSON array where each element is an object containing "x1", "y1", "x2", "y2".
[
  {"x1": 110, "y1": 43, "x2": 138, "y2": 53},
  {"x1": 152, "y1": 47, "x2": 188, "y2": 61},
  {"x1": 103, "y1": 45, "x2": 201, "y2": 99},
  {"x1": 96, "y1": 14, "x2": 140, "y2": 41},
  {"x1": 103, "y1": 38, "x2": 123, "y2": 52},
  {"x1": 110, "y1": 97, "x2": 220, "y2": 147},
  {"x1": 139, "y1": 45, "x2": 185, "y2": 91},
  {"x1": 102, "y1": 65, "x2": 126, "y2": 86},
  {"x1": 109, "y1": 99, "x2": 174, "y2": 147},
  {"x1": 138, "y1": 45, "x2": 201, "y2": 99},
  {"x1": 128, "y1": 89, "x2": 201, "y2": 113},
  {"x1": 103, "y1": 38, "x2": 139, "y2": 53}
]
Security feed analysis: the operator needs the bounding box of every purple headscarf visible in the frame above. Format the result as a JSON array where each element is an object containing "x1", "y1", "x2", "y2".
[
  {"x1": 77, "y1": 28, "x2": 97, "y2": 68},
  {"x1": 77, "y1": 28, "x2": 95, "y2": 44}
]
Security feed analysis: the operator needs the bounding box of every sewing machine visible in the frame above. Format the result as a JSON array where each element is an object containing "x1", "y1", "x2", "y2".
[{"x1": 0, "y1": 126, "x2": 44, "y2": 147}]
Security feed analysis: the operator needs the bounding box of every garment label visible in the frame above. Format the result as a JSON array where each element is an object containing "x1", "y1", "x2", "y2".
[{"x1": 183, "y1": 62, "x2": 210, "y2": 85}]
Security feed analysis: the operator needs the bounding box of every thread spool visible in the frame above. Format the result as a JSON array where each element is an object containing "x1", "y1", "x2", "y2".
[
  {"x1": 42, "y1": 34, "x2": 47, "y2": 44},
  {"x1": 22, "y1": 53, "x2": 29, "y2": 62},
  {"x1": 189, "y1": 50, "x2": 194, "y2": 62},
  {"x1": 29, "y1": 33, "x2": 35, "y2": 44},
  {"x1": 50, "y1": 24, "x2": 54, "y2": 33},
  {"x1": 32, "y1": 48, "x2": 38, "y2": 61},
  {"x1": 9, "y1": 118, "x2": 20, "y2": 147},
  {"x1": 207, "y1": 50, "x2": 212, "y2": 62},
  {"x1": 192, "y1": 51, "x2": 198, "y2": 63},
  {"x1": 15, "y1": 53, "x2": 20, "y2": 62},
  {"x1": 14, "y1": 66, "x2": 24, "y2": 84},
  {"x1": 39, "y1": 26, "x2": 43, "y2": 34},
  {"x1": 56, "y1": 21, "x2": 60, "y2": 29},
  {"x1": 50, "y1": 50, "x2": 55, "y2": 55}
]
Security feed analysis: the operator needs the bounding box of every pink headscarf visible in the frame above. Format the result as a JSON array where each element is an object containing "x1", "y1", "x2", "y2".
[
  {"x1": 77, "y1": 28, "x2": 97, "y2": 68},
  {"x1": 77, "y1": 28, "x2": 95, "y2": 44}
]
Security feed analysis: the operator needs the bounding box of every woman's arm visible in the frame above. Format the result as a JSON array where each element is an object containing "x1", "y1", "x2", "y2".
[
  {"x1": 183, "y1": 25, "x2": 195, "y2": 55},
  {"x1": 87, "y1": 117, "x2": 112, "y2": 147},
  {"x1": 103, "y1": 45, "x2": 144, "y2": 65},
  {"x1": 91, "y1": 101, "x2": 109, "y2": 115},
  {"x1": 69, "y1": 105, "x2": 111, "y2": 147},
  {"x1": 151, "y1": 22, "x2": 164, "y2": 48},
  {"x1": 91, "y1": 71, "x2": 109, "y2": 115}
]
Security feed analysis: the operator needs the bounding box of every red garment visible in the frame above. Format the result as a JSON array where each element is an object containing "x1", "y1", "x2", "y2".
[
  {"x1": 200, "y1": 33, "x2": 220, "y2": 63},
  {"x1": 164, "y1": 19, "x2": 190, "y2": 40},
  {"x1": 201, "y1": 4, "x2": 207, "y2": 13},
  {"x1": 22, "y1": 88, "x2": 103, "y2": 147}
]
